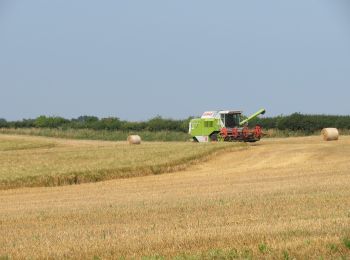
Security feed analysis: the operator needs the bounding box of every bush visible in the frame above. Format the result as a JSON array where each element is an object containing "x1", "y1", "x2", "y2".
[
  {"x1": 34, "y1": 116, "x2": 69, "y2": 128},
  {"x1": 0, "y1": 119, "x2": 8, "y2": 128}
]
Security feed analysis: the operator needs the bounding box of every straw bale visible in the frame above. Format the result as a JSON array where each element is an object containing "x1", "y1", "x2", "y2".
[
  {"x1": 127, "y1": 135, "x2": 141, "y2": 144},
  {"x1": 321, "y1": 128, "x2": 339, "y2": 141}
]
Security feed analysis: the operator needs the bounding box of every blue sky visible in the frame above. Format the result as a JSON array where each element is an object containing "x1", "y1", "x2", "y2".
[{"x1": 1, "y1": 1, "x2": 349, "y2": 120}]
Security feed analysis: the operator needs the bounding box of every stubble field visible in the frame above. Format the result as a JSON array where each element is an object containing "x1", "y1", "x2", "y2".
[
  {"x1": 0, "y1": 135, "x2": 349, "y2": 259},
  {"x1": 0, "y1": 135, "x2": 235, "y2": 189}
]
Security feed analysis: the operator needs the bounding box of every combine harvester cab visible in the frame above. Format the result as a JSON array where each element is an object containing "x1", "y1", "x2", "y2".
[{"x1": 189, "y1": 109, "x2": 266, "y2": 143}]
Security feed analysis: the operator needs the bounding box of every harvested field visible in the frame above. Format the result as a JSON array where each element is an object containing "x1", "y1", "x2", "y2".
[
  {"x1": 0, "y1": 136, "x2": 350, "y2": 258},
  {"x1": 0, "y1": 135, "x2": 237, "y2": 189}
]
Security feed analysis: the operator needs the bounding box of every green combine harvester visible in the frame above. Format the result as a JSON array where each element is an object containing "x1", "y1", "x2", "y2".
[{"x1": 189, "y1": 108, "x2": 266, "y2": 142}]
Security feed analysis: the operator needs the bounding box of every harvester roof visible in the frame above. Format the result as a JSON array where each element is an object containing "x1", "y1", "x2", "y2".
[
  {"x1": 219, "y1": 110, "x2": 242, "y2": 114},
  {"x1": 201, "y1": 110, "x2": 242, "y2": 119}
]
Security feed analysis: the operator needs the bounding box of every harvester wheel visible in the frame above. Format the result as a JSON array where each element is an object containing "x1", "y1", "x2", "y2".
[{"x1": 210, "y1": 133, "x2": 218, "y2": 142}]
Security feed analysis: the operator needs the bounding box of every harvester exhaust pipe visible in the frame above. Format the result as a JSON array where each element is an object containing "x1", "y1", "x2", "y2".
[{"x1": 239, "y1": 108, "x2": 266, "y2": 126}]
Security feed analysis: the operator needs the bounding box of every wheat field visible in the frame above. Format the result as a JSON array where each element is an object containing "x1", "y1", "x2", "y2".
[{"x1": 0, "y1": 135, "x2": 350, "y2": 259}]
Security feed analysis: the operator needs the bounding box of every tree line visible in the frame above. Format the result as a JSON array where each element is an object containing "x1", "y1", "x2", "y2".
[
  {"x1": 0, "y1": 116, "x2": 191, "y2": 132},
  {"x1": 250, "y1": 113, "x2": 350, "y2": 133},
  {"x1": 0, "y1": 113, "x2": 350, "y2": 133}
]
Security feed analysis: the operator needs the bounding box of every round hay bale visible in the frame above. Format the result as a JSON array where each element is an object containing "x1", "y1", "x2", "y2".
[
  {"x1": 321, "y1": 128, "x2": 339, "y2": 141},
  {"x1": 127, "y1": 135, "x2": 141, "y2": 145}
]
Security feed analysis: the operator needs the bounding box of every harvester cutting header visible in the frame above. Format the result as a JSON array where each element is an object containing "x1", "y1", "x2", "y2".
[{"x1": 189, "y1": 108, "x2": 266, "y2": 142}]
